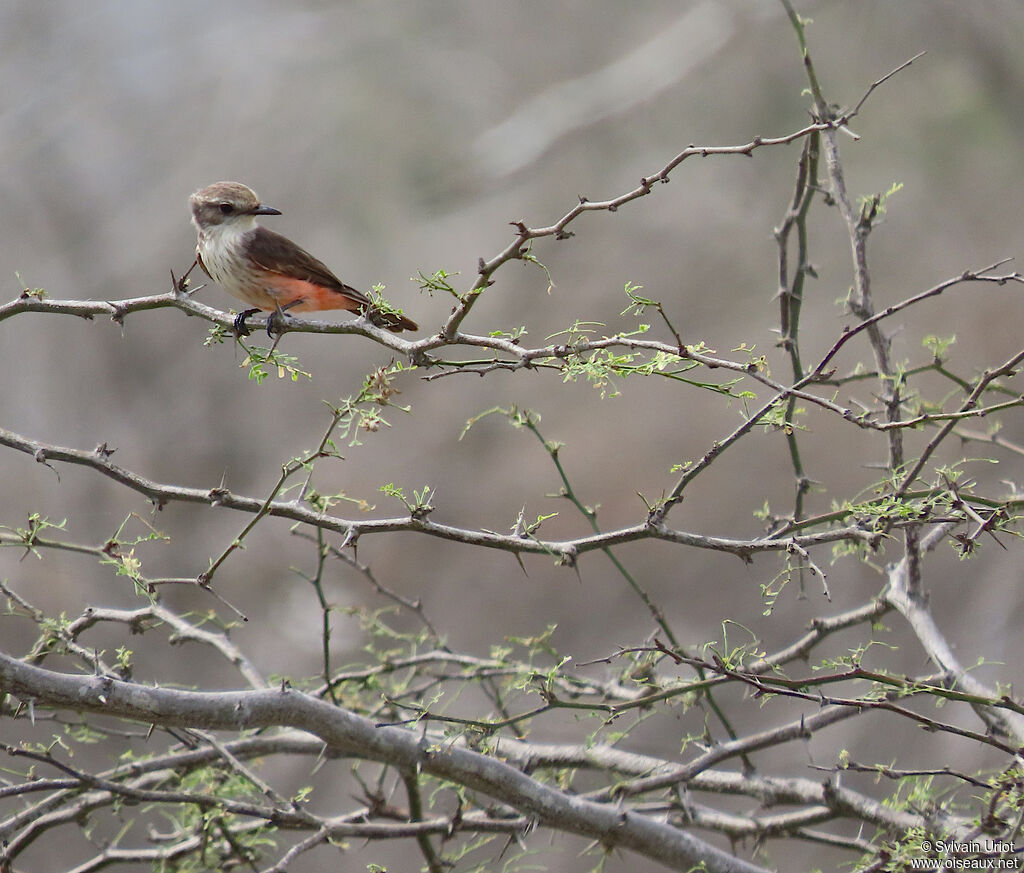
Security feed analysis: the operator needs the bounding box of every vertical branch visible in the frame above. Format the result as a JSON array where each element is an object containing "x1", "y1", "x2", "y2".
[
  {"x1": 308, "y1": 527, "x2": 338, "y2": 706},
  {"x1": 403, "y1": 771, "x2": 444, "y2": 873},
  {"x1": 781, "y1": 0, "x2": 921, "y2": 591},
  {"x1": 774, "y1": 133, "x2": 820, "y2": 523}
]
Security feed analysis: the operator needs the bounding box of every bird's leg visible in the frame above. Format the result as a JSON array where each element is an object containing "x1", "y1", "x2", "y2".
[
  {"x1": 265, "y1": 305, "x2": 289, "y2": 337},
  {"x1": 265, "y1": 300, "x2": 303, "y2": 337},
  {"x1": 233, "y1": 308, "x2": 261, "y2": 338}
]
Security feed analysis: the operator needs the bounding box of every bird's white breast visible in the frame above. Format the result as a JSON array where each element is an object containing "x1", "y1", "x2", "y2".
[{"x1": 196, "y1": 222, "x2": 272, "y2": 306}]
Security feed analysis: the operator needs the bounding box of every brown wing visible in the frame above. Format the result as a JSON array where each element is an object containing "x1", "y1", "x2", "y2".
[{"x1": 246, "y1": 226, "x2": 370, "y2": 306}]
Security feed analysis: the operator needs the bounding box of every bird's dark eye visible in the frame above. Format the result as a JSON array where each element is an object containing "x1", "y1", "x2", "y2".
[{"x1": 218, "y1": 203, "x2": 234, "y2": 215}]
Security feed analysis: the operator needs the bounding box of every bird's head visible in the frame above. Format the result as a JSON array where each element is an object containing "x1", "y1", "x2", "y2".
[{"x1": 190, "y1": 181, "x2": 281, "y2": 232}]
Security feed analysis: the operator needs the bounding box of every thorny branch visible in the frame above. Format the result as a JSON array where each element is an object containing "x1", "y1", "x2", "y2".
[{"x1": 2, "y1": 13, "x2": 1024, "y2": 873}]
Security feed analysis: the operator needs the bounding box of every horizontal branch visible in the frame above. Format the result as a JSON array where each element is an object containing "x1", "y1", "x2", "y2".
[
  {"x1": 5, "y1": 266, "x2": 1020, "y2": 447},
  {"x1": 0, "y1": 289, "x2": 879, "y2": 429},
  {"x1": 0, "y1": 287, "x2": 417, "y2": 352},
  {"x1": 0, "y1": 653, "x2": 767, "y2": 873},
  {"x1": 476, "y1": 737, "x2": 963, "y2": 840},
  {"x1": 7, "y1": 725, "x2": 953, "y2": 868},
  {"x1": 0, "y1": 423, "x2": 907, "y2": 567}
]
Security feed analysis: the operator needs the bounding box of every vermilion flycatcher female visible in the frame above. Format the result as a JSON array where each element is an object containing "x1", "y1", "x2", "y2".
[{"x1": 189, "y1": 181, "x2": 417, "y2": 334}]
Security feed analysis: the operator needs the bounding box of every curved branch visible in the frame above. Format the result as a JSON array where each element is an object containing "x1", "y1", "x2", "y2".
[{"x1": 0, "y1": 653, "x2": 767, "y2": 873}]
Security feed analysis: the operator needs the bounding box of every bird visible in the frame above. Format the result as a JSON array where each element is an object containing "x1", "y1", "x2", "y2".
[{"x1": 188, "y1": 181, "x2": 417, "y2": 335}]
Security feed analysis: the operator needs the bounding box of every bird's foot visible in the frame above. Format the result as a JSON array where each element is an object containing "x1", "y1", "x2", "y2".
[
  {"x1": 265, "y1": 307, "x2": 292, "y2": 337},
  {"x1": 233, "y1": 308, "x2": 261, "y2": 338}
]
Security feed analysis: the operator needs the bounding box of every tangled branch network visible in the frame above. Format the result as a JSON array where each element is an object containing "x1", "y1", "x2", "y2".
[{"x1": 3, "y1": 16, "x2": 1024, "y2": 873}]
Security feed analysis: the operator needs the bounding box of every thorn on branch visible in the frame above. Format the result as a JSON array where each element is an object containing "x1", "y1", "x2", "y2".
[
  {"x1": 94, "y1": 442, "x2": 116, "y2": 459},
  {"x1": 208, "y1": 487, "x2": 230, "y2": 506},
  {"x1": 95, "y1": 675, "x2": 113, "y2": 705},
  {"x1": 858, "y1": 194, "x2": 880, "y2": 229},
  {"x1": 173, "y1": 258, "x2": 199, "y2": 295},
  {"x1": 652, "y1": 637, "x2": 684, "y2": 664}
]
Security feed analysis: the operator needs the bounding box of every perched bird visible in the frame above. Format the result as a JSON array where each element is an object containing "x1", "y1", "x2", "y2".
[{"x1": 188, "y1": 181, "x2": 417, "y2": 335}]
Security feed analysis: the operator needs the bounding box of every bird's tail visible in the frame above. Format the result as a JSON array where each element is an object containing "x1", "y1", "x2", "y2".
[{"x1": 365, "y1": 307, "x2": 418, "y2": 333}]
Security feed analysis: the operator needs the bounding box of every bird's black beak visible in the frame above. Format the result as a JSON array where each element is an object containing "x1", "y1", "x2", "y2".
[{"x1": 250, "y1": 204, "x2": 282, "y2": 216}]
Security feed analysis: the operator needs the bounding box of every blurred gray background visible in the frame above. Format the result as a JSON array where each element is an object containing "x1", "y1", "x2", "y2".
[{"x1": 3, "y1": 1, "x2": 1024, "y2": 870}]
